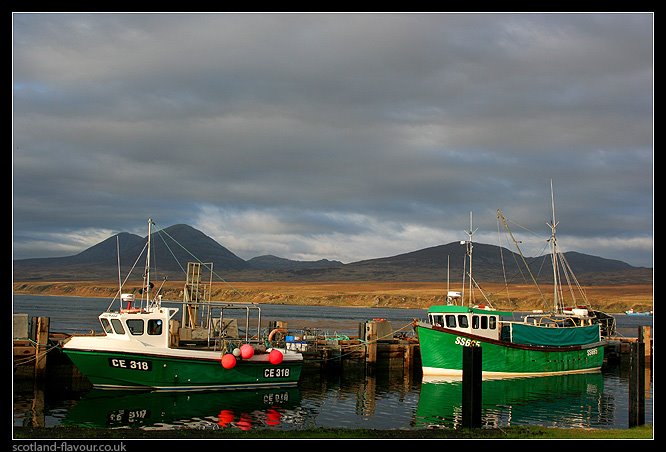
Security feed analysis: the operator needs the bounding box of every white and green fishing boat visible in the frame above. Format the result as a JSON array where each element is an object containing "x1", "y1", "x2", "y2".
[
  {"x1": 62, "y1": 219, "x2": 303, "y2": 391},
  {"x1": 414, "y1": 186, "x2": 613, "y2": 378}
]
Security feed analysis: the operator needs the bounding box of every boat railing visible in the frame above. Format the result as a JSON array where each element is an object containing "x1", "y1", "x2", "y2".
[{"x1": 159, "y1": 299, "x2": 264, "y2": 350}]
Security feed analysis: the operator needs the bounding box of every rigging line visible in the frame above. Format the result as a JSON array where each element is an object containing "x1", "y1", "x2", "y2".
[
  {"x1": 154, "y1": 229, "x2": 187, "y2": 274},
  {"x1": 496, "y1": 216, "x2": 511, "y2": 304},
  {"x1": 506, "y1": 217, "x2": 546, "y2": 238},
  {"x1": 155, "y1": 225, "x2": 247, "y2": 299},
  {"x1": 497, "y1": 209, "x2": 548, "y2": 308},
  {"x1": 558, "y1": 252, "x2": 590, "y2": 306},
  {"x1": 106, "y1": 241, "x2": 148, "y2": 312},
  {"x1": 469, "y1": 277, "x2": 494, "y2": 309},
  {"x1": 556, "y1": 252, "x2": 575, "y2": 305}
]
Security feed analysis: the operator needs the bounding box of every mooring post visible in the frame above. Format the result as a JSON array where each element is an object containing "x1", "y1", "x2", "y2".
[
  {"x1": 461, "y1": 345, "x2": 482, "y2": 428},
  {"x1": 34, "y1": 316, "x2": 50, "y2": 380},
  {"x1": 628, "y1": 329, "x2": 646, "y2": 427},
  {"x1": 365, "y1": 321, "x2": 377, "y2": 372}
]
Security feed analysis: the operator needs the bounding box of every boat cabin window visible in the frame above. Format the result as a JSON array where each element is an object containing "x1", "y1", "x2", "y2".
[
  {"x1": 430, "y1": 315, "x2": 444, "y2": 326},
  {"x1": 445, "y1": 315, "x2": 457, "y2": 328},
  {"x1": 472, "y1": 315, "x2": 498, "y2": 330},
  {"x1": 148, "y1": 319, "x2": 163, "y2": 335},
  {"x1": 101, "y1": 318, "x2": 113, "y2": 334},
  {"x1": 110, "y1": 319, "x2": 126, "y2": 335},
  {"x1": 458, "y1": 315, "x2": 469, "y2": 328},
  {"x1": 126, "y1": 319, "x2": 144, "y2": 336}
]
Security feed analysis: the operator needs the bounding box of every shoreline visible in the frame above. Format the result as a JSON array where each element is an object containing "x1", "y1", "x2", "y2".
[{"x1": 13, "y1": 280, "x2": 654, "y2": 313}]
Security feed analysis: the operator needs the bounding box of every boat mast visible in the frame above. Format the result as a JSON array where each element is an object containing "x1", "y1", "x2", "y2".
[
  {"x1": 463, "y1": 212, "x2": 477, "y2": 307},
  {"x1": 145, "y1": 218, "x2": 153, "y2": 305},
  {"x1": 547, "y1": 181, "x2": 560, "y2": 313}
]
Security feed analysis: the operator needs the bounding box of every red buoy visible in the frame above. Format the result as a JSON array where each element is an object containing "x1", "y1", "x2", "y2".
[
  {"x1": 268, "y1": 349, "x2": 283, "y2": 365},
  {"x1": 266, "y1": 408, "x2": 281, "y2": 427},
  {"x1": 240, "y1": 344, "x2": 254, "y2": 359},
  {"x1": 237, "y1": 413, "x2": 253, "y2": 431},
  {"x1": 221, "y1": 353, "x2": 237, "y2": 369},
  {"x1": 217, "y1": 409, "x2": 234, "y2": 427}
]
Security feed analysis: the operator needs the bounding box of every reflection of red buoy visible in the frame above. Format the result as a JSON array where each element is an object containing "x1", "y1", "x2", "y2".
[
  {"x1": 217, "y1": 409, "x2": 234, "y2": 427},
  {"x1": 268, "y1": 349, "x2": 283, "y2": 365},
  {"x1": 266, "y1": 408, "x2": 281, "y2": 427},
  {"x1": 237, "y1": 413, "x2": 253, "y2": 431},
  {"x1": 221, "y1": 353, "x2": 237, "y2": 369},
  {"x1": 240, "y1": 344, "x2": 254, "y2": 359}
]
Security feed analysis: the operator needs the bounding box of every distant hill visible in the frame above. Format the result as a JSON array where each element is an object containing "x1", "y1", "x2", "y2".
[
  {"x1": 247, "y1": 255, "x2": 344, "y2": 271},
  {"x1": 12, "y1": 223, "x2": 652, "y2": 285}
]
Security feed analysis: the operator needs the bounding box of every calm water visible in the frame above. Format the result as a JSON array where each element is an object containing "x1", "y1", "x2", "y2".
[{"x1": 13, "y1": 294, "x2": 653, "y2": 432}]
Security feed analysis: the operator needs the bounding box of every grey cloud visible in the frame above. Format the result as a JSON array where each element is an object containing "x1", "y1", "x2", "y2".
[{"x1": 12, "y1": 13, "x2": 653, "y2": 267}]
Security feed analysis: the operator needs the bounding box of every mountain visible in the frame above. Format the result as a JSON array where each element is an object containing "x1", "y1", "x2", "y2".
[
  {"x1": 247, "y1": 255, "x2": 344, "y2": 271},
  {"x1": 13, "y1": 224, "x2": 248, "y2": 281},
  {"x1": 12, "y1": 223, "x2": 651, "y2": 284}
]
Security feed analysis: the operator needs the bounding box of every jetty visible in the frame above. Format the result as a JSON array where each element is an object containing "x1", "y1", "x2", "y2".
[{"x1": 13, "y1": 311, "x2": 651, "y2": 391}]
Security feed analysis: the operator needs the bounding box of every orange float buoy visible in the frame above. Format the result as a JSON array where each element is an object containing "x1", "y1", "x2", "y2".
[
  {"x1": 240, "y1": 344, "x2": 254, "y2": 359},
  {"x1": 266, "y1": 408, "x2": 281, "y2": 427},
  {"x1": 268, "y1": 349, "x2": 283, "y2": 365},
  {"x1": 237, "y1": 413, "x2": 253, "y2": 431},
  {"x1": 221, "y1": 353, "x2": 237, "y2": 369},
  {"x1": 217, "y1": 409, "x2": 234, "y2": 427}
]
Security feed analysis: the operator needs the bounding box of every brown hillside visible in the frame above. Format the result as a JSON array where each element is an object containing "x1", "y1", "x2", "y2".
[{"x1": 12, "y1": 280, "x2": 653, "y2": 313}]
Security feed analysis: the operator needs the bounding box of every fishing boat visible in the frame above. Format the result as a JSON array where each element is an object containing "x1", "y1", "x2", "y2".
[
  {"x1": 414, "y1": 184, "x2": 613, "y2": 378},
  {"x1": 625, "y1": 308, "x2": 652, "y2": 316},
  {"x1": 62, "y1": 219, "x2": 303, "y2": 391}
]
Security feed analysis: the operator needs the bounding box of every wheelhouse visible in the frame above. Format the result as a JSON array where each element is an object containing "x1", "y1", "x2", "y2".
[{"x1": 426, "y1": 305, "x2": 510, "y2": 341}]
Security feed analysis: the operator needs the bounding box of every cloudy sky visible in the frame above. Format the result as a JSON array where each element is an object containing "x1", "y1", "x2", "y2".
[{"x1": 12, "y1": 12, "x2": 653, "y2": 268}]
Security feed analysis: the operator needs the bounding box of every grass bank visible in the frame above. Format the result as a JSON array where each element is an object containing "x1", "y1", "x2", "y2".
[{"x1": 13, "y1": 425, "x2": 653, "y2": 440}]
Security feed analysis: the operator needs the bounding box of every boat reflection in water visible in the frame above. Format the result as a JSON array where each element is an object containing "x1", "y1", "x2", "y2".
[
  {"x1": 63, "y1": 387, "x2": 301, "y2": 430},
  {"x1": 415, "y1": 371, "x2": 612, "y2": 429}
]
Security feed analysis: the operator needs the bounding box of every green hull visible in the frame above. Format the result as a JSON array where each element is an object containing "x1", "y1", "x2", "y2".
[
  {"x1": 63, "y1": 349, "x2": 302, "y2": 390},
  {"x1": 416, "y1": 325, "x2": 604, "y2": 377}
]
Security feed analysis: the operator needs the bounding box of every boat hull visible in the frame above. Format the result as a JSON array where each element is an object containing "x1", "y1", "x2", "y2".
[
  {"x1": 63, "y1": 349, "x2": 303, "y2": 391},
  {"x1": 415, "y1": 324, "x2": 605, "y2": 378}
]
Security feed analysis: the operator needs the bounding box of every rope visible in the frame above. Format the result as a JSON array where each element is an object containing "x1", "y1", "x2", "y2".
[{"x1": 13, "y1": 342, "x2": 61, "y2": 366}]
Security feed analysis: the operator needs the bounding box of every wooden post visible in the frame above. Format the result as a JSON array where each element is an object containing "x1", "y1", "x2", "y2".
[
  {"x1": 640, "y1": 326, "x2": 651, "y2": 363},
  {"x1": 365, "y1": 321, "x2": 377, "y2": 373},
  {"x1": 628, "y1": 336, "x2": 646, "y2": 427},
  {"x1": 461, "y1": 346, "x2": 482, "y2": 428},
  {"x1": 34, "y1": 316, "x2": 50, "y2": 380},
  {"x1": 403, "y1": 343, "x2": 414, "y2": 374}
]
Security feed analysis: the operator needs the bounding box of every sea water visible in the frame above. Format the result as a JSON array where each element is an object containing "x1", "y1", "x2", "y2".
[{"x1": 12, "y1": 294, "x2": 653, "y2": 431}]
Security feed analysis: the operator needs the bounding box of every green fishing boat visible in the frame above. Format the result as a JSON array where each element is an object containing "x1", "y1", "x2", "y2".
[
  {"x1": 62, "y1": 219, "x2": 303, "y2": 391},
  {"x1": 414, "y1": 184, "x2": 613, "y2": 378}
]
